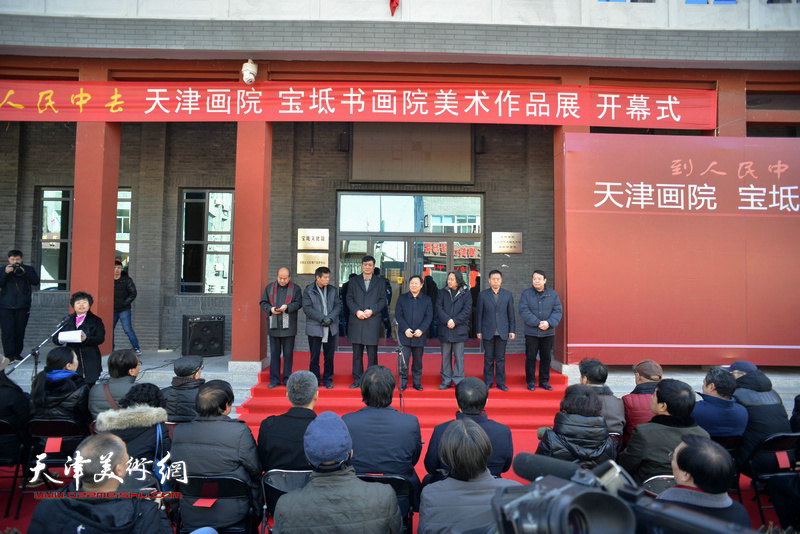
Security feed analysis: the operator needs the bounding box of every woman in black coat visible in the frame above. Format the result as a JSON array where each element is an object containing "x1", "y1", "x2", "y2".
[
  {"x1": 30, "y1": 346, "x2": 91, "y2": 430},
  {"x1": 536, "y1": 384, "x2": 615, "y2": 469},
  {"x1": 54, "y1": 291, "x2": 105, "y2": 386},
  {"x1": 395, "y1": 275, "x2": 433, "y2": 391},
  {"x1": 436, "y1": 271, "x2": 472, "y2": 390}
]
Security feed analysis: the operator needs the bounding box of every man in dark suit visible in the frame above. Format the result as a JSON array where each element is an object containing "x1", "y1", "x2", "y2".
[
  {"x1": 343, "y1": 365, "x2": 423, "y2": 509},
  {"x1": 346, "y1": 255, "x2": 387, "y2": 388},
  {"x1": 424, "y1": 377, "x2": 513, "y2": 484},
  {"x1": 257, "y1": 370, "x2": 318, "y2": 512},
  {"x1": 475, "y1": 270, "x2": 515, "y2": 391}
]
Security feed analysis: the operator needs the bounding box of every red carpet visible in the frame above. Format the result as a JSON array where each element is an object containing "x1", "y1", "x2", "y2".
[{"x1": 237, "y1": 351, "x2": 565, "y2": 486}]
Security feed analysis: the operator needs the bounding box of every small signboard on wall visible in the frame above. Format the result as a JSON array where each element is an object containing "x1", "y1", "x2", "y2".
[
  {"x1": 298, "y1": 228, "x2": 329, "y2": 250},
  {"x1": 297, "y1": 253, "x2": 329, "y2": 274},
  {"x1": 491, "y1": 232, "x2": 523, "y2": 254}
]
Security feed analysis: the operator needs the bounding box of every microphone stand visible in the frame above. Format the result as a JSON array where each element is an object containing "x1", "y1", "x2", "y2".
[
  {"x1": 7, "y1": 316, "x2": 70, "y2": 380},
  {"x1": 392, "y1": 319, "x2": 408, "y2": 413}
]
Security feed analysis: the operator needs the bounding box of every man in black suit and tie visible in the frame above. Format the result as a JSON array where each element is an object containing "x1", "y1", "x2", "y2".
[
  {"x1": 475, "y1": 270, "x2": 516, "y2": 391},
  {"x1": 346, "y1": 255, "x2": 387, "y2": 388}
]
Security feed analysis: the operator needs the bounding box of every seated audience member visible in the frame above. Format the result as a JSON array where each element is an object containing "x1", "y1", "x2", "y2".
[
  {"x1": 419, "y1": 419, "x2": 521, "y2": 534},
  {"x1": 88, "y1": 349, "x2": 140, "y2": 418},
  {"x1": 691, "y1": 367, "x2": 748, "y2": 437},
  {"x1": 425, "y1": 377, "x2": 513, "y2": 483},
  {"x1": 0, "y1": 355, "x2": 32, "y2": 451},
  {"x1": 657, "y1": 434, "x2": 751, "y2": 528},
  {"x1": 161, "y1": 355, "x2": 205, "y2": 422},
  {"x1": 343, "y1": 365, "x2": 423, "y2": 504},
  {"x1": 618, "y1": 379, "x2": 709, "y2": 484},
  {"x1": 729, "y1": 360, "x2": 791, "y2": 473},
  {"x1": 621, "y1": 359, "x2": 662, "y2": 446},
  {"x1": 578, "y1": 358, "x2": 625, "y2": 436},
  {"x1": 258, "y1": 370, "x2": 318, "y2": 513},
  {"x1": 29, "y1": 433, "x2": 173, "y2": 533},
  {"x1": 258, "y1": 370, "x2": 318, "y2": 471},
  {"x1": 95, "y1": 382, "x2": 170, "y2": 464},
  {"x1": 30, "y1": 346, "x2": 91, "y2": 429},
  {"x1": 792, "y1": 393, "x2": 800, "y2": 433},
  {"x1": 536, "y1": 384, "x2": 615, "y2": 469},
  {"x1": 272, "y1": 411, "x2": 402, "y2": 533},
  {"x1": 170, "y1": 380, "x2": 262, "y2": 531}
]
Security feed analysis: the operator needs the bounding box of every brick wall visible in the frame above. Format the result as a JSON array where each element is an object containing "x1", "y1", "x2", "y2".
[{"x1": 5, "y1": 120, "x2": 554, "y2": 356}]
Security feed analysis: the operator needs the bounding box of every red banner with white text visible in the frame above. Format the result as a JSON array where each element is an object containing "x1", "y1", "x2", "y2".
[{"x1": 0, "y1": 80, "x2": 716, "y2": 129}]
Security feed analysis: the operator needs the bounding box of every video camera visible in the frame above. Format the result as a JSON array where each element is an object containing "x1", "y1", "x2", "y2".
[{"x1": 489, "y1": 453, "x2": 754, "y2": 534}]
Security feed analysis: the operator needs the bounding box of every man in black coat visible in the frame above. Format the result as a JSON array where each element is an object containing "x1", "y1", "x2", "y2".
[
  {"x1": 475, "y1": 269, "x2": 515, "y2": 391},
  {"x1": 260, "y1": 266, "x2": 303, "y2": 388},
  {"x1": 729, "y1": 360, "x2": 791, "y2": 474},
  {"x1": 257, "y1": 370, "x2": 318, "y2": 512},
  {"x1": 424, "y1": 377, "x2": 513, "y2": 483},
  {"x1": 346, "y1": 255, "x2": 387, "y2": 388},
  {"x1": 29, "y1": 433, "x2": 173, "y2": 534},
  {"x1": 343, "y1": 365, "x2": 423, "y2": 510},
  {"x1": 161, "y1": 355, "x2": 205, "y2": 422},
  {"x1": 0, "y1": 249, "x2": 40, "y2": 361},
  {"x1": 113, "y1": 259, "x2": 140, "y2": 354}
]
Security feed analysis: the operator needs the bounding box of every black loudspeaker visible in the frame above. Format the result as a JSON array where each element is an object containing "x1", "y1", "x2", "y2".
[{"x1": 182, "y1": 315, "x2": 225, "y2": 357}]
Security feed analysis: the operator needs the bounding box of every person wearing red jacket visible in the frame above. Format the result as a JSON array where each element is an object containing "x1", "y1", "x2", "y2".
[{"x1": 621, "y1": 359, "x2": 662, "y2": 446}]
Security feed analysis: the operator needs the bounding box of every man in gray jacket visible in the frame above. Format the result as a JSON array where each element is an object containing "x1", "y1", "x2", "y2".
[
  {"x1": 578, "y1": 357, "x2": 625, "y2": 436},
  {"x1": 302, "y1": 266, "x2": 342, "y2": 389},
  {"x1": 273, "y1": 411, "x2": 402, "y2": 533},
  {"x1": 260, "y1": 267, "x2": 303, "y2": 388}
]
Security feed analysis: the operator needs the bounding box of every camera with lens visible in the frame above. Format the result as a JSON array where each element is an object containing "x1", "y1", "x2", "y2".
[{"x1": 11, "y1": 263, "x2": 24, "y2": 275}]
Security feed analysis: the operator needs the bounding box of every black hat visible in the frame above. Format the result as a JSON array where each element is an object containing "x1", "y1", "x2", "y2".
[{"x1": 174, "y1": 355, "x2": 203, "y2": 377}]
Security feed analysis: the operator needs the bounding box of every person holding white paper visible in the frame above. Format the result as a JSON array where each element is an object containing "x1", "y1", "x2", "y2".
[{"x1": 54, "y1": 291, "x2": 105, "y2": 386}]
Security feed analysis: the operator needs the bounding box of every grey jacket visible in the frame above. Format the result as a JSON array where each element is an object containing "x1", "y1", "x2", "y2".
[
  {"x1": 88, "y1": 375, "x2": 136, "y2": 418},
  {"x1": 273, "y1": 465, "x2": 402, "y2": 534},
  {"x1": 588, "y1": 384, "x2": 626, "y2": 435},
  {"x1": 302, "y1": 281, "x2": 342, "y2": 338},
  {"x1": 418, "y1": 470, "x2": 520, "y2": 534}
]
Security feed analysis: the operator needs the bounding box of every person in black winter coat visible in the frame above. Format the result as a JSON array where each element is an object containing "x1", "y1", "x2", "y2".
[
  {"x1": 30, "y1": 346, "x2": 91, "y2": 430},
  {"x1": 730, "y1": 362, "x2": 792, "y2": 474},
  {"x1": 96, "y1": 383, "x2": 171, "y2": 464},
  {"x1": 161, "y1": 355, "x2": 205, "y2": 422},
  {"x1": 29, "y1": 433, "x2": 173, "y2": 534},
  {"x1": 0, "y1": 249, "x2": 40, "y2": 361},
  {"x1": 536, "y1": 384, "x2": 615, "y2": 469},
  {"x1": 54, "y1": 291, "x2": 106, "y2": 386},
  {"x1": 0, "y1": 355, "x2": 32, "y2": 452},
  {"x1": 113, "y1": 259, "x2": 140, "y2": 353},
  {"x1": 436, "y1": 271, "x2": 472, "y2": 389}
]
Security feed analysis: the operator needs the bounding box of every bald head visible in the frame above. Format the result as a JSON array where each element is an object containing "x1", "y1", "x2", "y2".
[
  {"x1": 75, "y1": 433, "x2": 129, "y2": 491},
  {"x1": 277, "y1": 267, "x2": 290, "y2": 286}
]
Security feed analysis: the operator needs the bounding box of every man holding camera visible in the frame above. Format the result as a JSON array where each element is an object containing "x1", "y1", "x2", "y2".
[{"x1": 0, "y1": 249, "x2": 40, "y2": 361}]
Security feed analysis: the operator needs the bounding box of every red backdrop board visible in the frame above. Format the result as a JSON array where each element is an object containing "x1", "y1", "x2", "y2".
[{"x1": 564, "y1": 133, "x2": 800, "y2": 366}]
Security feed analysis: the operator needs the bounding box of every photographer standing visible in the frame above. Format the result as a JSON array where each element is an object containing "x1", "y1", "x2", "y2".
[{"x1": 0, "y1": 249, "x2": 40, "y2": 361}]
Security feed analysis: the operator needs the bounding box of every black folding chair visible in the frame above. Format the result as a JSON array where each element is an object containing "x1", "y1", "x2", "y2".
[
  {"x1": 710, "y1": 434, "x2": 744, "y2": 503},
  {"x1": 261, "y1": 469, "x2": 313, "y2": 534},
  {"x1": 741, "y1": 432, "x2": 800, "y2": 525},
  {"x1": 0, "y1": 419, "x2": 29, "y2": 519},
  {"x1": 175, "y1": 475, "x2": 257, "y2": 534},
  {"x1": 357, "y1": 474, "x2": 415, "y2": 534}
]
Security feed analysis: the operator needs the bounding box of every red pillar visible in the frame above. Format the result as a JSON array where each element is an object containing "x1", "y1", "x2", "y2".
[
  {"x1": 70, "y1": 121, "x2": 120, "y2": 356},
  {"x1": 231, "y1": 121, "x2": 272, "y2": 363}
]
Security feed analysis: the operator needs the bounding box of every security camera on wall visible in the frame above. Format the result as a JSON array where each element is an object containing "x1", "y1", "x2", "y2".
[{"x1": 241, "y1": 60, "x2": 258, "y2": 84}]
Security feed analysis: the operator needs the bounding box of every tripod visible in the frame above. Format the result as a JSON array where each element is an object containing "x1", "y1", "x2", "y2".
[{"x1": 7, "y1": 315, "x2": 70, "y2": 379}]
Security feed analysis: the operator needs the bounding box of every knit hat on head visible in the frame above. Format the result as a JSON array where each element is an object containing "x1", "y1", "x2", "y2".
[{"x1": 304, "y1": 411, "x2": 352, "y2": 468}]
